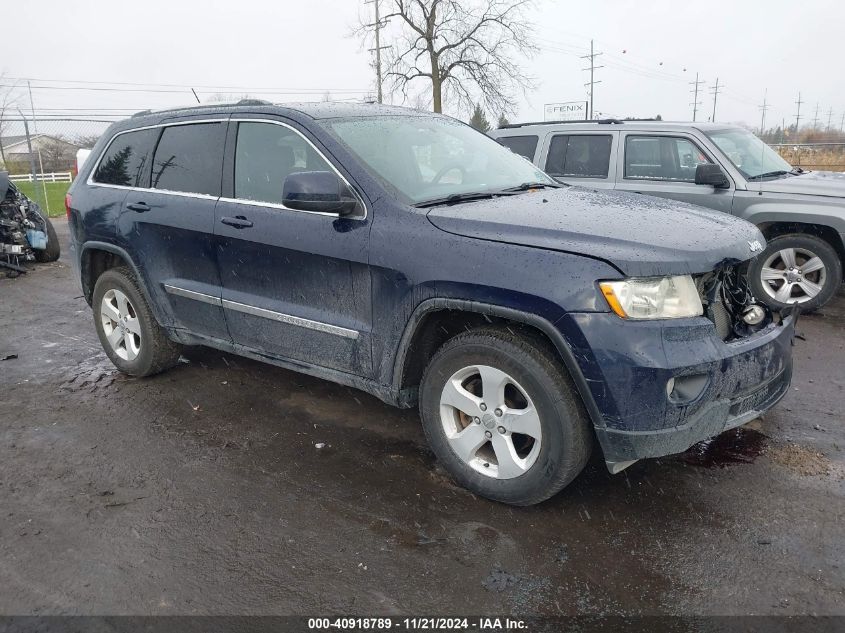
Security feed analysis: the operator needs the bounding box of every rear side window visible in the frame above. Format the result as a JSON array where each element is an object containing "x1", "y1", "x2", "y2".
[
  {"x1": 92, "y1": 128, "x2": 158, "y2": 187},
  {"x1": 545, "y1": 134, "x2": 612, "y2": 178},
  {"x1": 151, "y1": 123, "x2": 226, "y2": 196},
  {"x1": 234, "y1": 121, "x2": 334, "y2": 205},
  {"x1": 497, "y1": 135, "x2": 539, "y2": 161}
]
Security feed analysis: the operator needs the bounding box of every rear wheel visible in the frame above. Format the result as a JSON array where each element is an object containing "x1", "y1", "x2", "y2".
[
  {"x1": 419, "y1": 327, "x2": 592, "y2": 506},
  {"x1": 92, "y1": 267, "x2": 182, "y2": 376},
  {"x1": 748, "y1": 234, "x2": 841, "y2": 312}
]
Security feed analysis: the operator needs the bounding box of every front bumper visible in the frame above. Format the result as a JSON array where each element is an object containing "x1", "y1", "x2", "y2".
[{"x1": 560, "y1": 311, "x2": 795, "y2": 464}]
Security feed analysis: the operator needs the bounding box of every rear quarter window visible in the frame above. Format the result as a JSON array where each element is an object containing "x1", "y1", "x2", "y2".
[
  {"x1": 496, "y1": 135, "x2": 539, "y2": 161},
  {"x1": 151, "y1": 122, "x2": 227, "y2": 196},
  {"x1": 92, "y1": 128, "x2": 159, "y2": 187}
]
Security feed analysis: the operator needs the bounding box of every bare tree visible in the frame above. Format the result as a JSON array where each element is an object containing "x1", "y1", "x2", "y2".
[
  {"x1": 377, "y1": 0, "x2": 536, "y2": 114},
  {"x1": 39, "y1": 136, "x2": 77, "y2": 172},
  {"x1": 0, "y1": 76, "x2": 22, "y2": 168}
]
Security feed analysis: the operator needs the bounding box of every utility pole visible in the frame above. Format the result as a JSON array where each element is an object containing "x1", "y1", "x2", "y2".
[
  {"x1": 27, "y1": 80, "x2": 37, "y2": 134},
  {"x1": 812, "y1": 103, "x2": 820, "y2": 129},
  {"x1": 580, "y1": 40, "x2": 603, "y2": 120},
  {"x1": 840, "y1": 111, "x2": 845, "y2": 133},
  {"x1": 689, "y1": 72, "x2": 704, "y2": 122},
  {"x1": 710, "y1": 78, "x2": 721, "y2": 122},
  {"x1": 794, "y1": 92, "x2": 804, "y2": 132},
  {"x1": 758, "y1": 90, "x2": 769, "y2": 136},
  {"x1": 365, "y1": 0, "x2": 389, "y2": 103},
  {"x1": 826, "y1": 107, "x2": 834, "y2": 132}
]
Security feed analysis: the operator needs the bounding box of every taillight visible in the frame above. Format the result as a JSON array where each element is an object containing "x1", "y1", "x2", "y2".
[{"x1": 65, "y1": 193, "x2": 72, "y2": 219}]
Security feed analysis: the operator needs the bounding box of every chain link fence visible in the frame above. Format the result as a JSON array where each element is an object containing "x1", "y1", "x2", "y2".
[
  {"x1": 769, "y1": 142, "x2": 845, "y2": 172},
  {"x1": 0, "y1": 117, "x2": 114, "y2": 216}
]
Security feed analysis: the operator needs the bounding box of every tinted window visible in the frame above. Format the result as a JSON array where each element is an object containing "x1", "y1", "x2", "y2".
[
  {"x1": 235, "y1": 122, "x2": 334, "y2": 205},
  {"x1": 497, "y1": 135, "x2": 538, "y2": 161},
  {"x1": 625, "y1": 135, "x2": 712, "y2": 182},
  {"x1": 93, "y1": 128, "x2": 158, "y2": 187},
  {"x1": 151, "y1": 123, "x2": 226, "y2": 196},
  {"x1": 545, "y1": 134, "x2": 612, "y2": 178}
]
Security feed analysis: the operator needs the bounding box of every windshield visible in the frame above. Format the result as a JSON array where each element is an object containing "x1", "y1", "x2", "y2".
[
  {"x1": 705, "y1": 128, "x2": 793, "y2": 179},
  {"x1": 323, "y1": 115, "x2": 554, "y2": 204}
]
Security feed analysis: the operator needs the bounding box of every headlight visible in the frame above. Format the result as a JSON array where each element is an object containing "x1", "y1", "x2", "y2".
[{"x1": 599, "y1": 275, "x2": 703, "y2": 320}]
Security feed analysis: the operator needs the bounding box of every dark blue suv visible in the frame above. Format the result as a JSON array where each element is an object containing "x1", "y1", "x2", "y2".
[{"x1": 67, "y1": 102, "x2": 795, "y2": 505}]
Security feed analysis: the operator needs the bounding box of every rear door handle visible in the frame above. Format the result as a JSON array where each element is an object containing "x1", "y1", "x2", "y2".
[
  {"x1": 127, "y1": 202, "x2": 150, "y2": 212},
  {"x1": 220, "y1": 216, "x2": 254, "y2": 229}
]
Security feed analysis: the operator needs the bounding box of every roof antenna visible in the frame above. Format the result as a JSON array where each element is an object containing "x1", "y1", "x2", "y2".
[{"x1": 191, "y1": 88, "x2": 201, "y2": 104}]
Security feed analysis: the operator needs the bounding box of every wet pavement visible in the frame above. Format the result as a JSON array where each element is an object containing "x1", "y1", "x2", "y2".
[{"x1": 1, "y1": 218, "x2": 843, "y2": 616}]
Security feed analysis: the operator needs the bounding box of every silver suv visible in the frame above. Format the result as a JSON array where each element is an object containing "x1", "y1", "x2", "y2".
[{"x1": 490, "y1": 120, "x2": 845, "y2": 311}]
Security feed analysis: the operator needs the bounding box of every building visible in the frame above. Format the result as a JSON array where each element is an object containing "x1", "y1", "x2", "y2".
[{"x1": 0, "y1": 134, "x2": 82, "y2": 173}]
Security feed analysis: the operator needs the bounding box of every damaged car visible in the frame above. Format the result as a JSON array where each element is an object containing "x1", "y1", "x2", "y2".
[
  {"x1": 67, "y1": 103, "x2": 795, "y2": 505},
  {"x1": 1, "y1": 171, "x2": 61, "y2": 276}
]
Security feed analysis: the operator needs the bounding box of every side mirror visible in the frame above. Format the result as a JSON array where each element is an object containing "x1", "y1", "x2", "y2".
[
  {"x1": 695, "y1": 163, "x2": 730, "y2": 188},
  {"x1": 282, "y1": 171, "x2": 362, "y2": 217}
]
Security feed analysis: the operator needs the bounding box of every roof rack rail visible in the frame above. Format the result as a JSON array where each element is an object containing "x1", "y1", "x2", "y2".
[
  {"x1": 131, "y1": 109, "x2": 152, "y2": 118},
  {"x1": 497, "y1": 117, "x2": 658, "y2": 129},
  {"x1": 235, "y1": 98, "x2": 272, "y2": 106}
]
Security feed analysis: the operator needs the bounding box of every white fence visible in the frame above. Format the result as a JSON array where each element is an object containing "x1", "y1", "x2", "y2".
[{"x1": 8, "y1": 172, "x2": 73, "y2": 183}]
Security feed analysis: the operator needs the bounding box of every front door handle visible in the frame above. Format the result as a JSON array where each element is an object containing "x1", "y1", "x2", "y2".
[
  {"x1": 127, "y1": 202, "x2": 150, "y2": 212},
  {"x1": 220, "y1": 216, "x2": 254, "y2": 229}
]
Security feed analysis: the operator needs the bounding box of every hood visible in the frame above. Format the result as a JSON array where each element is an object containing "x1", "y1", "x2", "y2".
[
  {"x1": 426, "y1": 187, "x2": 764, "y2": 277},
  {"x1": 757, "y1": 170, "x2": 845, "y2": 198}
]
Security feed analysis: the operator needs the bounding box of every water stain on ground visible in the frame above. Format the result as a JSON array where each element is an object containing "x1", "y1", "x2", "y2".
[{"x1": 676, "y1": 427, "x2": 768, "y2": 468}]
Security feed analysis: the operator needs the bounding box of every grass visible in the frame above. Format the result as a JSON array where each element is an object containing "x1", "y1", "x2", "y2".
[
  {"x1": 776, "y1": 148, "x2": 845, "y2": 172},
  {"x1": 14, "y1": 181, "x2": 71, "y2": 217}
]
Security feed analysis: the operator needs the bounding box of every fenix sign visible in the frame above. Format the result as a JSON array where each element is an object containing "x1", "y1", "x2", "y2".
[{"x1": 544, "y1": 101, "x2": 588, "y2": 121}]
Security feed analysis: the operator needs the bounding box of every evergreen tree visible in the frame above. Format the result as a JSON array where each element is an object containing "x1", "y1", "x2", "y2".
[{"x1": 469, "y1": 104, "x2": 491, "y2": 132}]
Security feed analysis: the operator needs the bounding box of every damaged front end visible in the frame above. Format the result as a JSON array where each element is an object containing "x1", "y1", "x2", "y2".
[
  {"x1": 696, "y1": 263, "x2": 780, "y2": 341},
  {"x1": 0, "y1": 171, "x2": 55, "y2": 277}
]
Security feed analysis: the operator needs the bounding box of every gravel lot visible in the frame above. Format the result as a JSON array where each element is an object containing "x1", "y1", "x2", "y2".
[{"x1": 1, "y1": 218, "x2": 843, "y2": 616}]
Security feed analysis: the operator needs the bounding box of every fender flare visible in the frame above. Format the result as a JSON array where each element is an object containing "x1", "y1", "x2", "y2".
[
  {"x1": 79, "y1": 241, "x2": 165, "y2": 324},
  {"x1": 391, "y1": 298, "x2": 605, "y2": 429}
]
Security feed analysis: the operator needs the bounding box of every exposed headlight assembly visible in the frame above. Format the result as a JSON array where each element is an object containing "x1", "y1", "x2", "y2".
[{"x1": 599, "y1": 275, "x2": 703, "y2": 320}]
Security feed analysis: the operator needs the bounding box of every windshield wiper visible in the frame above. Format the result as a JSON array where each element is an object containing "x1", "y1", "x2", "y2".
[
  {"x1": 500, "y1": 181, "x2": 564, "y2": 192},
  {"x1": 414, "y1": 191, "x2": 501, "y2": 208},
  {"x1": 747, "y1": 170, "x2": 790, "y2": 180}
]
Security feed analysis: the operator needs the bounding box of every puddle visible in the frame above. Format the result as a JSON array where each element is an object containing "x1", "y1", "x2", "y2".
[{"x1": 677, "y1": 427, "x2": 768, "y2": 468}]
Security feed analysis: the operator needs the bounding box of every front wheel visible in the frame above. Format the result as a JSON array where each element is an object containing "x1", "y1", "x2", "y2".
[
  {"x1": 33, "y1": 213, "x2": 60, "y2": 262},
  {"x1": 748, "y1": 234, "x2": 841, "y2": 312},
  {"x1": 419, "y1": 327, "x2": 592, "y2": 506}
]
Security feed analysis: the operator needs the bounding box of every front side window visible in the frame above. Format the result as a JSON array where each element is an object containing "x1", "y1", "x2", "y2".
[
  {"x1": 497, "y1": 135, "x2": 539, "y2": 161},
  {"x1": 93, "y1": 128, "x2": 158, "y2": 187},
  {"x1": 624, "y1": 135, "x2": 712, "y2": 182},
  {"x1": 234, "y1": 122, "x2": 333, "y2": 205},
  {"x1": 151, "y1": 123, "x2": 226, "y2": 196},
  {"x1": 545, "y1": 134, "x2": 612, "y2": 178},
  {"x1": 323, "y1": 115, "x2": 552, "y2": 205}
]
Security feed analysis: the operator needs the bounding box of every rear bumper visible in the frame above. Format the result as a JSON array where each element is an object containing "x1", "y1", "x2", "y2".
[{"x1": 560, "y1": 311, "x2": 795, "y2": 464}]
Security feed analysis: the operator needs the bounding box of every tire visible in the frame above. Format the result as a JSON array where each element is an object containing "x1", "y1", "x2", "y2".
[
  {"x1": 34, "y1": 213, "x2": 60, "y2": 263},
  {"x1": 92, "y1": 266, "x2": 182, "y2": 376},
  {"x1": 748, "y1": 233, "x2": 842, "y2": 313},
  {"x1": 419, "y1": 327, "x2": 592, "y2": 506}
]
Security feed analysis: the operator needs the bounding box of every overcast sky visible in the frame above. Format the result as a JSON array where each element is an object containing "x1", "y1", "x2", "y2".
[{"x1": 3, "y1": 0, "x2": 843, "y2": 129}]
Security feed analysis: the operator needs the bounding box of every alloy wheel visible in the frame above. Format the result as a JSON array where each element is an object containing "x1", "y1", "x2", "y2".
[
  {"x1": 759, "y1": 246, "x2": 826, "y2": 304},
  {"x1": 100, "y1": 288, "x2": 142, "y2": 361},
  {"x1": 438, "y1": 364, "x2": 542, "y2": 479}
]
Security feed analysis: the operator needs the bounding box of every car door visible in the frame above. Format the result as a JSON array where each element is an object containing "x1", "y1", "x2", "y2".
[
  {"x1": 615, "y1": 132, "x2": 734, "y2": 213},
  {"x1": 214, "y1": 117, "x2": 372, "y2": 376},
  {"x1": 117, "y1": 118, "x2": 231, "y2": 340},
  {"x1": 538, "y1": 132, "x2": 617, "y2": 189}
]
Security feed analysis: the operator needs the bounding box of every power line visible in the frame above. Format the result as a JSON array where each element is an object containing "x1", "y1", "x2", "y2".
[
  {"x1": 710, "y1": 78, "x2": 722, "y2": 122},
  {"x1": 365, "y1": 0, "x2": 390, "y2": 104},
  {"x1": 580, "y1": 39, "x2": 603, "y2": 120},
  {"x1": 689, "y1": 72, "x2": 704, "y2": 121},
  {"x1": 794, "y1": 92, "x2": 803, "y2": 130}
]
